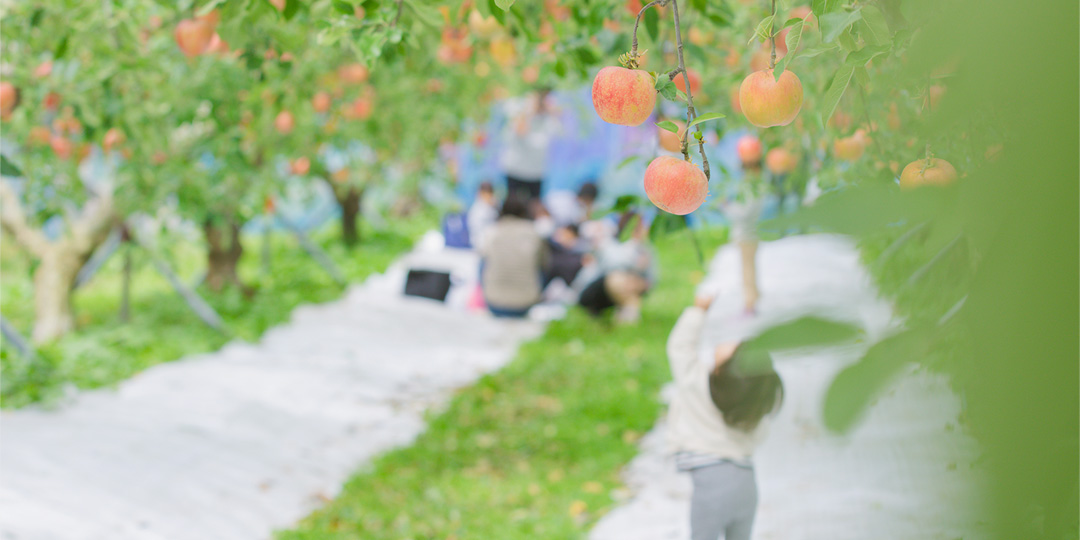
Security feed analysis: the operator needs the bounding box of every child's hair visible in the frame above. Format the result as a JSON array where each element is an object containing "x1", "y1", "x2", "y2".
[
  {"x1": 708, "y1": 345, "x2": 784, "y2": 432},
  {"x1": 478, "y1": 181, "x2": 494, "y2": 194}
]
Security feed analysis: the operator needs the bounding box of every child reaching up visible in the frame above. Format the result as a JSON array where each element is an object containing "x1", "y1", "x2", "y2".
[{"x1": 666, "y1": 294, "x2": 784, "y2": 540}]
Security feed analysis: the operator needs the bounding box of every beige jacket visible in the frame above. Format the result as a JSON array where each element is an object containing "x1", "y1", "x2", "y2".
[
  {"x1": 479, "y1": 216, "x2": 547, "y2": 309},
  {"x1": 665, "y1": 307, "x2": 768, "y2": 460}
]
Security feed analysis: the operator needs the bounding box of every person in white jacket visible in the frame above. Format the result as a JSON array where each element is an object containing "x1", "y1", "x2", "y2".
[{"x1": 666, "y1": 295, "x2": 784, "y2": 540}]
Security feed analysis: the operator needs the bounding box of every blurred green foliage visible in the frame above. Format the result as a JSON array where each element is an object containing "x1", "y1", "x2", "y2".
[{"x1": 763, "y1": 1, "x2": 1079, "y2": 537}]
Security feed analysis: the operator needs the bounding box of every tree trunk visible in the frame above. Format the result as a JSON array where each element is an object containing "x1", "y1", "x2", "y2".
[
  {"x1": 119, "y1": 245, "x2": 132, "y2": 322},
  {"x1": 31, "y1": 247, "x2": 83, "y2": 343},
  {"x1": 0, "y1": 181, "x2": 115, "y2": 343},
  {"x1": 203, "y1": 219, "x2": 246, "y2": 293},
  {"x1": 340, "y1": 187, "x2": 363, "y2": 248},
  {"x1": 119, "y1": 225, "x2": 132, "y2": 322}
]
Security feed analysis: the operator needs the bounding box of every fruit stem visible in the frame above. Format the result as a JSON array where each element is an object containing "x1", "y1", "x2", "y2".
[
  {"x1": 856, "y1": 83, "x2": 889, "y2": 172},
  {"x1": 670, "y1": 0, "x2": 710, "y2": 181},
  {"x1": 769, "y1": 0, "x2": 777, "y2": 70},
  {"x1": 922, "y1": 143, "x2": 933, "y2": 173},
  {"x1": 631, "y1": 0, "x2": 670, "y2": 69},
  {"x1": 392, "y1": 0, "x2": 404, "y2": 26}
]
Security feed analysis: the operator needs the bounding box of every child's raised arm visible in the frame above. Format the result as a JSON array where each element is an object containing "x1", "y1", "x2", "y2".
[{"x1": 666, "y1": 295, "x2": 712, "y2": 383}]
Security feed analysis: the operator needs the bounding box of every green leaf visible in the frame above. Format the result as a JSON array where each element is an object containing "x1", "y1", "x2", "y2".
[
  {"x1": 616, "y1": 155, "x2": 641, "y2": 170},
  {"x1": 687, "y1": 112, "x2": 725, "y2": 129},
  {"x1": 741, "y1": 316, "x2": 863, "y2": 355},
  {"x1": 655, "y1": 76, "x2": 678, "y2": 102},
  {"x1": 1, "y1": 155, "x2": 24, "y2": 178},
  {"x1": 820, "y1": 64, "x2": 854, "y2": 126},
  {"x1": 406, "y1": 0, "x2": 442, "y2": 27},
  {"x1": 655, "y1": 120, "x2": 680, "y2": 134},
  {"x1": 509, "y1": 7, "x2": 534, "y2": 40},
  {"x1": 648, "y1": 211, "x2": 687, "y2": 240},
  {"x1": 857, "y1": 5, "x2": 891, "y2": 46},
  {"x1": 820, "y1": 8, "x2": 862, "y2": 43},
  {"x1": 707, "y1": 1, "x2": 735, "y2": 26},
  {"x1": 332, "y1": 0, "x2": 355, "y2": 14},
  {"x1": 283, "y1": 0, "x2": 300, "y2": 20},
  {"x1": 611, "y1": 194, "x2": 641, "y2": 213},
  {"x1": 492, "y1": 2, "x2": 509, "y2": 23},
  {"x1": 811, "y1": 0, "x2": 841, "y2": 16},
  {"x1": 824, "y1": 328, "x2": 931, "y2": 432},
  {"x1": 574, "y1": 45, "x2": 599, "y2": 67},
  {"x1": 644, "y1": 7, "x2": 659, "y2": 43},
  {"x1": 782, "y1": 17, "x2": 804, "y2": 28},
  {"x1": 748, "y1": 15, "x2": 775, "y2": 44},
  {"x1": 837, "y1": 28, "x2": 858, "y2": 53},
  {"x1": 53, "y1": 35, "x2": 69, "y2": 60},
  {"x1": 29, "y1": 8, "x2": 44, "y2": 27},
  {"x1": 553, "y1": 57, "x2": 568, "y2": 77},
  {"x1": 854, "y1": 65, "x2": 870, "y2": 86},
  {"x1": 773, "y1": 19, "x2": 804, "y2": 79},
  {"x1": 494, "y1": 0, "x2": 515, "y2": 10},
  {"x1": 844, "y1": 45, "x2": 889, "y2": 66},
  {"x1": 798, "y1": 43, "x2": 839, "y2": 58},
  {"x1": 196, "y1": 0, "x2": 227, "y2": 16}
]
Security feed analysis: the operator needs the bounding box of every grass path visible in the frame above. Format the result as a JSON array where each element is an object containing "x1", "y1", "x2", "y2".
[{"x1": 279, "y1": 228, "x2": 727, "y2": 539}]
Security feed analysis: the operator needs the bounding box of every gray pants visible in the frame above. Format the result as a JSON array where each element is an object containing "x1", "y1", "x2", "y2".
[{"x1": 689, "y1": 462, "x2": 758, "y2": 540}]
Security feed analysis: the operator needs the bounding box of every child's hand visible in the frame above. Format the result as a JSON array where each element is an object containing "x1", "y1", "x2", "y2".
[{"x1": 693, "y1": 294, "x2": 714, "y2": 311}]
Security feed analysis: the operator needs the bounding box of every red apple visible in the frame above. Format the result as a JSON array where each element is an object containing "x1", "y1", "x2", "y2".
[
  {"x1": 33, "y1": 61, "x2": 53, "y2": 79},
  {"x1": 175, "y1": 18, "x2": 213, "y2": 58},
  {"x1": 765, "y1": 147, "x2": 798, "y2": 174},
  {"x1": 899, "y1": 158, "x2": 957, "y2": 189},
  {"x1": 312, "y1": 92, "x2": 331, "y2": 113},
  {"x1": 0, "y1": 82, "x2": 18, "y2": 117},
  {"x1": 673, "y1": 68, "x2": 702, "y2": 96},
  {"x1": 644, "y1": 155, "x2": 709, "y2": 215},
  {"x1": 736, "y1": 134, "x2": 763, "y2": 163},
  {"x1": 274, "y1": 110, "x2": 295, "y2": 134},
  {"x1": 592, "y1": 66, "x2": 656, "y2": 126},
  {"x1": 739, "y1": 70, "x2": 803, "y2": 127},
  {"x1": 102, "y1": 128, "x2": 125, "y2": 152},
  {"x1": 50, "y1": 135, "x2": 73, "y2": 159},
  {"x1": 833, "y1": 135, "x2": 866, "y2": 161},
  {"x1": 29, "y1": 126, "x2": 51, "y2": 146},
  {"x1": 290, "y1": 156, "x2": 311, "y2": 176},
  {"x1": 339, "y1": 63, "x2": 369, "y2": 84}
]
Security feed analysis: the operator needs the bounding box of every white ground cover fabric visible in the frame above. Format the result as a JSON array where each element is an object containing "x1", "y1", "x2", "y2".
[
  {"x1": 589, "y1": 234, "x2": 986, "y2": 540},
  {"x1": 0, "y1": 233, "x2": 543, "y2": 540}
]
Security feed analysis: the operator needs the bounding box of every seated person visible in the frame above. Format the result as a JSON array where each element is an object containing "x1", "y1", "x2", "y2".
[
  {"x1": 575, "y1": 211, "x2": 657, "y2": 323},
  {"x1": 542, "y1": 224, "x2": 585, "y2": 290},
  {"x1": 478, "y1": 194, "x2": 547, "y2": 318}
]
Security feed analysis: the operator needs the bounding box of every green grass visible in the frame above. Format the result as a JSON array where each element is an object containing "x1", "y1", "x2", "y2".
[
  {"x1": 0, "y1": 211, "x2": 436, "y2": 408},
  {"x1": 277, "y1": 227, "x2": 728, "y2": 540}
]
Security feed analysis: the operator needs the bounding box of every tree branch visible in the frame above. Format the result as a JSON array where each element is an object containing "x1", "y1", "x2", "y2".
[
  {"x1": 670, "y1": 0, "x2": 710, "y2": 181},
  {"x1": 630, "y1": 0, "x2": 669, "y2": 67},
  {"x1": 392, "y1": 0, "x2": 404, "y2": 27},
  {"x1": 769, "y1": 0, "x2": 777, "y2": 69},
  {"x1": 68, "y1": 189, "x2": 116, "y2": 257},
  {"x1": 0, "y1": 181, "x2": 51, "y2": 258}
]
